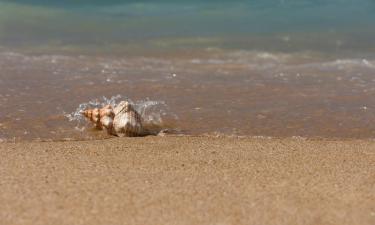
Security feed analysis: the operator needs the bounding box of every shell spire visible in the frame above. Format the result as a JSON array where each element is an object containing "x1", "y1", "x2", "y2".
[
  {"x1": 82, "y1": 107, "x2": 102, "y2": 129},
  {"x1": 82, "y1": 101, "x2": 145, "y2": 137}
]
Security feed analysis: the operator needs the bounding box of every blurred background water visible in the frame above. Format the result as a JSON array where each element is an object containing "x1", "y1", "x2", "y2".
[
  {"x1": 0, "y1": 0, "x2": 374, "y2": 55},
  {"x1": 1, "y1": 0, "x2": 375, "y2": 141}
]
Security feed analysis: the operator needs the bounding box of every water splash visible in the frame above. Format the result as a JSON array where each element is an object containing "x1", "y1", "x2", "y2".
[
  {"x1": 65, "y1": 95, "x2": 179, "y2": 135},
  {"x1": 65, "y1": 95, "x2": 123, "y2": 122}
]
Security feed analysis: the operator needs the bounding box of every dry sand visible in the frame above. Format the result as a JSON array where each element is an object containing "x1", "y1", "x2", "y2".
[{"x1": 0, "y1": 136, "x2": 374, "y2": 225}]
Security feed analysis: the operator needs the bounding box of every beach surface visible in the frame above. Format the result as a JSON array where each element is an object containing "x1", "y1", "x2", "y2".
[{"x1": 0, "y1": 136, "x2": 374, "y2": 225}]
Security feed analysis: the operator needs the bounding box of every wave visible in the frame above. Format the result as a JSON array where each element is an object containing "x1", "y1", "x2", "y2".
[{"x1": 2, "y1": 49, "x2": 375, "y2": 65}]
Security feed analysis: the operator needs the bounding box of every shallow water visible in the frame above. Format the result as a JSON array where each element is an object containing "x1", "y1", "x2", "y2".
[
  {"x1": 1, "y1": 1, "x2": 375, "y2": 141},
  {"x1": 1, "y1": 50, "x2": 375, "y2": 141}
]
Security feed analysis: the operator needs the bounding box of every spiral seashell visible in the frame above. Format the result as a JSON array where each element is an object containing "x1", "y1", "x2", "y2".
[
  {"x1": 82, "y1": 107, "x2": 102, "y2": 129},
  {"x1": 112, "y1": 101, "x2": 144, "y2": 137},
  {"x1": 82, "y1": 101, "x2": 145, "y2": 137},
  {"x1": 99, "y1": 105, "x2": 115, "y2": 133}
]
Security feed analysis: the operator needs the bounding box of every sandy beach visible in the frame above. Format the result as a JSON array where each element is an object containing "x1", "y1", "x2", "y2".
[
  {"x1": 0, "y1": 136, "x2": 374, "y2": 225},
  {"x1": 2, "y1": 1, "x2": 375, "y2": 225}
]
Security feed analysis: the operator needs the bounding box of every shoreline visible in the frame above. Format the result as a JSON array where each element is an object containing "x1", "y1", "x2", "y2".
[
  {"x1": 2, "y1": 134, "x2": 375, "y2": 143},
  {"x1": 1, "y1": 136, "x2": 374, "y2": 225}
]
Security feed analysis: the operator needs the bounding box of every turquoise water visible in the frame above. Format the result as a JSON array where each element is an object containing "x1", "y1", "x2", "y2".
[{"x1": 1, "y1": 0, "x2": 375, "y2": 55}]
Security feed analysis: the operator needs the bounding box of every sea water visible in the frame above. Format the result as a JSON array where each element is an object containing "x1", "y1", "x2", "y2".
[{"x1": 1, "y1": 0, "x2": 375, "y2": 141}]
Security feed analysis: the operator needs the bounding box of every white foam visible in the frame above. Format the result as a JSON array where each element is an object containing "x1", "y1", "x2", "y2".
[
  {"x1": 285, "y1": 58, "x2": 375, "y2": 71},
  {"x1": 65, "y1": 95, "x2": 178, "y2": 132}
]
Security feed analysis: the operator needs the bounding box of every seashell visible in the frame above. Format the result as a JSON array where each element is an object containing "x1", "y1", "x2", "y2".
[
  {"x1": 82, "y1": 101, "x2": 145, "y2": 137},
  {"x1": 82, "y1": 107, "x2": 102, "y2": 129},
  {"x1": 112, "y1": 101, "x2": 144, "y2": 137},
  {"x1": 82, "y1": 105, "x2": 114, "y2": 130}
]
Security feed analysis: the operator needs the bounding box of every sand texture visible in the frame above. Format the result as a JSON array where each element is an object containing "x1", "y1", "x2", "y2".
[{"x1": 0, "y1": 137, "x2": 374, "y2": 225}]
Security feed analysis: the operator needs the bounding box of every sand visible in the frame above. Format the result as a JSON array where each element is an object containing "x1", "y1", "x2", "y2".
[{"x1": 0, "y1": 136, "x2": 374, "y2": 225}]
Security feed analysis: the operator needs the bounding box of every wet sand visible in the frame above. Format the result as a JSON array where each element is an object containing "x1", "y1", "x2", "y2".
[{"x1": 0, "y1": 136, "x2": 374, "y2": 225}]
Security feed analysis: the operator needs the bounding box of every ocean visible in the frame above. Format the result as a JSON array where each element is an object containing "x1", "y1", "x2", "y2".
[{"x1": 1, "y1": 0, "x2": 375, "y2": 141}]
